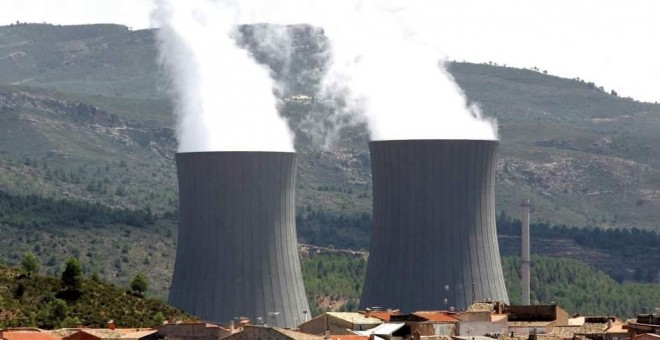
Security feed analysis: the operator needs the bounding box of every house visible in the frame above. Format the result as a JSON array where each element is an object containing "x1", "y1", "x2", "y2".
[
  {"x1": 625, "y1": 313, "x2": 660, "y2": 338},
  {"x1": 550, "y1": 316, "x2": 627, "y2": 340},
  {"x1": 387, "y1": 312, "x2": 460, "y2": 337},
  {"x1": 157, "y1": 322, "x2": 232, "y2": 339},
  {"x1": 61, "y1": 328, "x2": 157, "y2": 340},
  {"x1": 633, "y1": 334, "x2": 660, "y2": 340},
  {"x1": 503, "y1": 305, "x2": 569, "y2": 335},
  {"x1": 223, "y1": 325, "x2": 323, "y2": 339},
  {"x1": 0, "y1": 328, "x2": 62, "y2": 340},
  {"x1": 455, "y1": 310, "x2": 507, "y2": 336},
  {"x1": 627, "y1": 313, "x2": 660, "y2": 334},
  {"x1": 298, "y1": 312, "x2": 383, "y2": 335},
  {"x1": 353, "y1": 322, "x2": 406, "y2": 340},
  {"x1": 361, "y1": 309, "x2": 401, "y2": 322}
]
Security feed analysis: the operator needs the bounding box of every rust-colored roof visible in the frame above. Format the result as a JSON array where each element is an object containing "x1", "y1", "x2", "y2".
[
  {"x1": 413, "y1": 312, "x2": 459, "y2": 323},
  {"x1": 2, "y1": 331, "x2": 62, "y2": 340},
  {"x1": 367, "y1": 311, "x2": 393, "y2": 322}
]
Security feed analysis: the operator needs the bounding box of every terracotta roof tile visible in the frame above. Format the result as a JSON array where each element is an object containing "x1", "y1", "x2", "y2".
[
  {"x1": 412, "y1": 312, "x2": 460, "y2": 323},
  {"x1": 2, "y1": 331, "x2": 62, "y2": 340},
  {"x1": 367, "y1": 311, "x2": 394, "y2": 322}
]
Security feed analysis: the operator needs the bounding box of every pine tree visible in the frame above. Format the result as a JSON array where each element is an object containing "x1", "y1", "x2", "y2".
[
  {"x1": 130, "y1": 272, "x2": 148, "y2": 297},
  {"x1": 21, "y1": 252, "x2": 40, "y2": 277},
  {"x1": 61, "y1": 257, "x2": 83, "y2": 294}
]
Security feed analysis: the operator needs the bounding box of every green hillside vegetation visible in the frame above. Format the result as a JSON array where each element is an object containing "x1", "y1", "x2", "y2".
[
  {"x1": 496, "y1": 213, "x2": 660, "y2": 283},
  {"x1": 0, "y1": 190, "x2": 178, "y2": 297},
  {"x1": 300, "y1": 252, "x2": 659, "y2": 319},
  {"x1": 0, "y1": 23, "x2": 659, "y2": 320},
  {"x1": 1, "y1": 252, "x2": 657, "y2": 327},
  {"x1": 301, "y1": 252, "x2": 367, "y2": 316},
  {"x1": 0, "y1": 264, "x2": 191, "y2": 329},
  {"x1": 1, "y1": 23, "x2": 660, "y2": 229},
  {"x1": 0, "y1": 190, "x2": 156, "y2": 229},
  {"x1": 0, "y1": 24, "x2": 162, "y2": 99},
  {"x1": 502, "y1": 255, "x2": 660, "y2": 317},
  {"x1": 1, "y1": 187, "x2": 658, "y2": 305}
]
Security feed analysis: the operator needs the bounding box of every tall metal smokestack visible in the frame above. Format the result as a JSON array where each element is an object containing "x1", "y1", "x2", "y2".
[
  {"x1": 360, "y1": 140, "x2": 509, "y2": 312},
  {"x1": 169, "y1": 152, "x2": 310, "y2": 328},
  {"x1": 520, "y1": 200, "x2": 531, "y2": 305}
]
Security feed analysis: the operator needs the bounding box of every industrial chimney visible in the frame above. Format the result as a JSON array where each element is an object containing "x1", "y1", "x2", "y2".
[
  {"x1": 169, "y1": 152, "x2": 310, "y2": 328},
  {"x1": 360, "y1": 140, "x2": 509, "y2": 312},
  {"x1": 520, "y1": 200, "x2": 531, "y2": 305}
]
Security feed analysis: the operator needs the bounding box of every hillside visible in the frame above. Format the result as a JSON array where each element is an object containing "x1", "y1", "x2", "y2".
[
  {"x1": 1, "y1": 23, "x2": 659, "y2": 228},
  {"x1": 302, "y1": 252, "x2": 660, "y2": 319},
  {"x1": 2, "y1": 250, "x2": 656, "y2": 326},
  {"x1": 0, "y1": 23, "x2": 659, "y2": 313},
  {"x1": 0, "y1": 265, "x2": 190, "y2": 329}
]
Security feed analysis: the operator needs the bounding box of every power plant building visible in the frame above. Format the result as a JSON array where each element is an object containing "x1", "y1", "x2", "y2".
[
  {"x1": 360, "y1": 139, "x2": 509, "y2": 312},
  {"x1": 169, "y1": 152, "x2": 310, "y2": 328}
]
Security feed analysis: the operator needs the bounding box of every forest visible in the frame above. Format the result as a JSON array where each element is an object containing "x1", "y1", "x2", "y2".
[
  {"x1": 303, "y1": 252, "x2": 659, "y2": 318},
  {"x1": 0, "y1": 190, "x2": 658, "y2": 319},
  {"x1": 0, "y1": 190, "x2": 156, "y2": 230}
]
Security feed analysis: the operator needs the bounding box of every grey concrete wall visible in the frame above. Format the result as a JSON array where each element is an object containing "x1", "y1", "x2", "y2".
[
  {"x1": 169, "y1": 152, "x2": 310, "y2": 328},
  {"x1": 360, "y1": 140, "x2": 509, "y2": 312}
]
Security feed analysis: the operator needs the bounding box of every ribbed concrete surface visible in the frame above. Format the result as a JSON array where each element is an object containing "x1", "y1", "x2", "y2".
[
  {"x1": 169, "y1": 152, "x2": 310, "y2": 328},
  {"x1": 360, "y1": 140, "x2": 509, "y2": 312}
]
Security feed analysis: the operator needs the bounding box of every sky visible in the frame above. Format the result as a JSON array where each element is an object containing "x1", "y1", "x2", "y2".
[{"x1": 1, "y1": 0, "x2": 659, "y2": 103}]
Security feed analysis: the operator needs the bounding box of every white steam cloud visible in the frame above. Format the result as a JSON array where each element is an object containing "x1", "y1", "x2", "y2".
[
  {"x1": 152, "y1": 0, "x2": 294, "y2": 152},
  {"x1": 152, "y1": 0, "x2": 497, "y2": 152},
  {"x1": 311, "y1": 1, "x2": 498, "y2": 141}
]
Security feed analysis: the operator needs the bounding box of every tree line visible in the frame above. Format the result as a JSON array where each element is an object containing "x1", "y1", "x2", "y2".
[{"x1": 0, "y1": 190, "x2": 155, "y2": 229}]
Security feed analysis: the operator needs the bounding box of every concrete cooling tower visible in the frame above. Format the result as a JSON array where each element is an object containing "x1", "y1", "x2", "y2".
[
  {"x1": 169, "y1": 152, "x2": 310, "y2": 328},
  {"x1": 360, "y1": 140, "x2": 509, "y2": 312}
]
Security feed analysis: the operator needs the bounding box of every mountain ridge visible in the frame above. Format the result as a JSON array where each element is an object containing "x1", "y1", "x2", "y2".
[{"x1": 0, "y1": 23, "x2": 658, "y2": 304}]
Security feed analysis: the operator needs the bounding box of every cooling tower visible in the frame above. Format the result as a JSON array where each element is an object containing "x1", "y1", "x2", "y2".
[
  {"x1": 169, "y1": 152, "x2": 310, "y2": 328},
  {"x1": 360, "y1": 140, "x2": 509, "y2": 312}
]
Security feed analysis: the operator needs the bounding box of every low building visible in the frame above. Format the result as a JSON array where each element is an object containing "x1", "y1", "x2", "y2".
[
  {"x1": 633, "y1": 334, "x2": 660, "y2": 340},
  {"x1": 504, "y1": 305, "x2": 570, "y2": 335},
  {"x1": 625, "y1": 313, "x2": 660, "y2": 338},
  {"x1": 157, "y1": 322, "x2": 231, "y2": 339},
  {"x1": 387, "y1": 312, "x2": 459, "y2": 337},
  {"x1": 1, "y1": 328, "x2": 62, "y2": 340},
  {"x1": 223, "y1": 325, "x2": 322, "y2": 340},
  {"x1": 61, "y1": 328, "x2": 158, "y2": 340},
  {"x1": 353, "y1": 322, "x2": 406, "y2": 339},
  {"x1": 455, "y1": 310, "x2": 507, "y2": 336},
  {"x1": 507, "y1": 321, "x2": 555, "y2": 335},
  {"x1": 298, "y1": 312, "x2": 383, "y2": 336},
  {"x1": 549, "y1": 316, "x2": 627, "y2": 340},
  {"x1": 361, "y1": 309, "x2": 401, "y2": 322}
]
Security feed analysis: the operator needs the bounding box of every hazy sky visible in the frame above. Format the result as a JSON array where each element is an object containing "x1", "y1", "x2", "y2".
[{"x1": 2, "y1": 0, "x2": 659, "y2": 103}]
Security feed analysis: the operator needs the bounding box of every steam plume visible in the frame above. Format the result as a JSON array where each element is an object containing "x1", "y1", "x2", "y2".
[
  {"x1": 232, "y1": 0, "x2": 498, "y2": 143},
  {"x1": 314, "y1": 1, "x2": 498, "y2": 141},
  {"x1": 152, "y1": 0, "x2": 294, "y2": 152}
]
